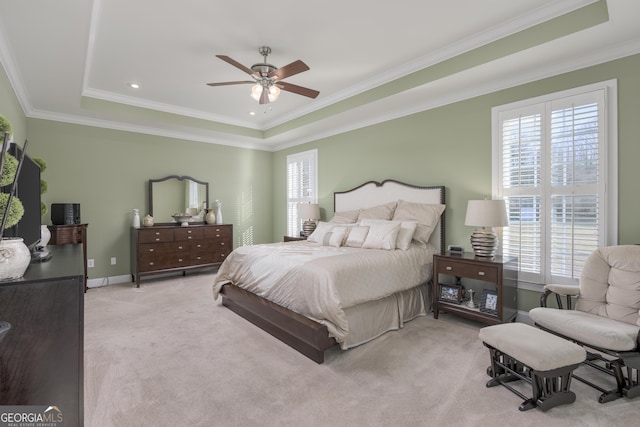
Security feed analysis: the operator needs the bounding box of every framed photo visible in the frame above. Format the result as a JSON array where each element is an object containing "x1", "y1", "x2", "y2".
[
  {"x1": 439, "y1": 284, "x2": 462, "y2": 304},
  {"x1": 479, "y1": 289, "x2": 499, "y2": 315}
]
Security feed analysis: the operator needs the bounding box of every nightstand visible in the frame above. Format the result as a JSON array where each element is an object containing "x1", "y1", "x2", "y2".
[
  {"x1": 284, "y1": 235, "x2": 307, "y2": 242},
  {"x1": 433, "y1": 252, "x2": 518, "y2": 325}
]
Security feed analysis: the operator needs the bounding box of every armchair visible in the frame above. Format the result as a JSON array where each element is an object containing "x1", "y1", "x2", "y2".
[{"x1": 529, "y1": 245, "x2": 640, "y2": 403}]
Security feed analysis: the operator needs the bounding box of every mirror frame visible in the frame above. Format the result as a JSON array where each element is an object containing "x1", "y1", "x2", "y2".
[{"x1": 148, "y1": 175, "x2": 209, "y2": 224}]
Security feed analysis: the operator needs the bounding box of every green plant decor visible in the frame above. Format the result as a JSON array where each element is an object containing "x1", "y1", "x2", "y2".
[
  {"x1": 0, "y1": 154, "x2": 18, "y2": 187},
  {"x1": 0, "y1": 193, "x2": 24, "y2": 229},
  {"x1": 34, "y1": 157, "x2": 48, "y2": 216},
  {"x1": 0, "y1": 115, "x2": 12, "y2": 140}
]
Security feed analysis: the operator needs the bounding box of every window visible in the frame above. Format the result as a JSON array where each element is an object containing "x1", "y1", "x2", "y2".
[
  {"x1": 492, "y1": 81, "x2": 617, "y2": 287},
  {"x1": 286, "y1": 149, "x2": 318, "y2": 237}
]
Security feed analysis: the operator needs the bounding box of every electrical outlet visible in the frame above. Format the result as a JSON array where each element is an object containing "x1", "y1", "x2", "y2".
[
  {"x1": 111, "y1": 257, "x2": 116, "y2": 265},
  {"x1": 88, "y1": 259, "x2": 95, "y2": 268}
]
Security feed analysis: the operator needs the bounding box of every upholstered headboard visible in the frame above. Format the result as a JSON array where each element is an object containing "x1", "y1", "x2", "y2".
[{"x1": 334, "y1": 180, "x2": 446, "y2": 253}]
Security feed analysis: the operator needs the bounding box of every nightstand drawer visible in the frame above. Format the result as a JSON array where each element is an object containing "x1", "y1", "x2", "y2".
[{"x1": 437, "y1": 261, "x2": 498, "y2": 282}]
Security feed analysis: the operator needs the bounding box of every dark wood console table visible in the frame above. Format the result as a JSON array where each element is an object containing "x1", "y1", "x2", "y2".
[
  {"x1": 48, "y1": 223, "x2": 88, "y2": 292},
  {"x1": 0, "y1": 245, "x2": 84, "y2": 425}
]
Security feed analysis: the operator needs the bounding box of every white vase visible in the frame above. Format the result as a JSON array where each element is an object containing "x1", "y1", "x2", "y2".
[
  {"x1": 0, "y1": 237, "x2": 31, "y2": 280},
  {"x1": 39, "y1": 224, "x2": 51, "y2": 247},
  {"x1": 133, "y1": 209, "x2": 141, "y2": 228},
  {"x1": 215, "y1": 201, "x2": 223, "y2": 225}
]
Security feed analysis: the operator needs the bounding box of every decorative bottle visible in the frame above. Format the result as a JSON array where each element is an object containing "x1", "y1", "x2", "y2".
[
  {"x1": 132, "y1": 209, "x2": 141, "y2": 228},
  {"x1": 215, "y1": 200, "x2": 223, "y2": 225}
]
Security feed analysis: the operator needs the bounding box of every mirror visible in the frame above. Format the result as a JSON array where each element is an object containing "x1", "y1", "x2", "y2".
[{"x1": 149, "y1": 175, "x2": 209, "y2": 224}]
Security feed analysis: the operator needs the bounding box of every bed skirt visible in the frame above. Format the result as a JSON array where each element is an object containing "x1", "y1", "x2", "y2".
[{"x1": 340, "y1": 283, "x2": 430, "y2": 349}]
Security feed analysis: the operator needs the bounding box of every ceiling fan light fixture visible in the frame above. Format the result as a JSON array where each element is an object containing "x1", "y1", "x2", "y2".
[
  {"x1": 268, "y1": 85, "x2": 280, "y2": 102},
  {"x1": 250, "y1": 83, "x2": 262, "y2": 101}
]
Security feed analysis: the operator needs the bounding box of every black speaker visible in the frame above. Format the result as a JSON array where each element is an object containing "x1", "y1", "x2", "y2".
[{"x1": 51, "y1": 203, "x2": 81, "y2": 225}]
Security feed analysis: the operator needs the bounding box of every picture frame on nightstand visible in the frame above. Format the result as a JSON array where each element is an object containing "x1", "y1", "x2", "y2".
[
  {"x1": 439, "y1": 284, "x2": 463, "y2": 304},
  {"x1": 479, "y1": 289, "x2": 499, "y2": 315}
]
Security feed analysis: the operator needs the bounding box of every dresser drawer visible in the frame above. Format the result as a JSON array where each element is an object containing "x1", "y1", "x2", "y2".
[
  {"x1": 437, "y1": 260, "x2": 498, "y2": 282},
  {"x1": 204, "y1": 225, "x2": 232, "y2": 240},
  {"x1": 138, "y1": 228, "x2": 174, "y2": 243},
  {"x1": 139, "y1": 241, "x2": 190, "y2": 256},
  {"x1": 174, "y1": 227, "x2": 204, "y2": 241}
]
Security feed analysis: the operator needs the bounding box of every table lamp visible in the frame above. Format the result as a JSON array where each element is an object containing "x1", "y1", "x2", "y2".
[
  {"x1": 298, "y1": 203, "x2": 320, "y2": 237},
  {"x1": 464, "y1": 199, "x2": 508, "y2": 257}
]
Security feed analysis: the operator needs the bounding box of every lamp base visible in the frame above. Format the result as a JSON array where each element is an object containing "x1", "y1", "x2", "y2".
[
  {"x1": 470, "y1": 229, "x2": 499, "y2": 257},
  {"x1": 302, "y1": 220, "x2": 317, "y2": 237}
]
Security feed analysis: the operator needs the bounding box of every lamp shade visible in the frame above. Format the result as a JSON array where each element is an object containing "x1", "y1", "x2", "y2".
[
  {"x1": 464, "y1": 199, "x2": 508, "y2": 228},
  {"x1": 298, "y1": 203, "x2": 320, "y2": 220}
]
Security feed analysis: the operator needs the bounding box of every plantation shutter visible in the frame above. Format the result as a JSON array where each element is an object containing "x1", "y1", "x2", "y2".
[
  {"x1": 286, "y1": 149, "x2": 317, "y2": 237},
  {"x1": 495, "y1": 85, "x2": 611, "y2": 286}
]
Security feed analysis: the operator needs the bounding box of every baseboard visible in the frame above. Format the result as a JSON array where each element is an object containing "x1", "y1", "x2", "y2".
[{"x1": 87, "y1": 274, "x2": 132, "y2": 288}]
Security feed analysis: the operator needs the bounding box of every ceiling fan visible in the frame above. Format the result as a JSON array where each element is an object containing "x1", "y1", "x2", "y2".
[{"x1": 207, "y1": 46, "x2": 320, "y2": 104}]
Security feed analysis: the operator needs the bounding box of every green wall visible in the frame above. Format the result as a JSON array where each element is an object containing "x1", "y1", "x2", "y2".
[
  {"x1": 24, "y1": 119, "x2": 274, "y2": 280},
  {"x1": 0, "y1": 63, "x2": 26, "y2": 142},
  {"x1": 273, "y1": 53, "x2": 640, "y2": 311}
]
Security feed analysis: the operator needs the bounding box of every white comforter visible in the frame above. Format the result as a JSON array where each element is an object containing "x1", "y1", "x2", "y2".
[{"x1": 212, "y1": 241, "x2": 436, "y2": 343}]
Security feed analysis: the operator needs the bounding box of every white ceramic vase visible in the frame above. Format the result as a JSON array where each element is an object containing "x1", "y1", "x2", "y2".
[
  {"x1": 39, "y1": 224, "x2": 51, "y2": 247},
  {"x1": 0, "y1": 237, "x2": 31, "y2": 280},
  {"x1": 215, "y1": 200, "x2": 223, "y2": 225}
]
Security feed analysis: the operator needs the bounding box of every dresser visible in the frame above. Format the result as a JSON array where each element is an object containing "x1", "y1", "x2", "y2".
[
  {"x1": 47, "y1": 223, "x2": 88, "y2": 292},
  {"x1": 0, "y1": 245, "x2": 84, "y2": 425},
  {"x1": 130, "y1": 224, "x2": 233, "y2": 287}
]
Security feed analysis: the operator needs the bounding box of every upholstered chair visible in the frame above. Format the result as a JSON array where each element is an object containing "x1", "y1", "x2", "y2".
[{"x1": 529, "y1": 245, "x2": 640, "y2": 403}]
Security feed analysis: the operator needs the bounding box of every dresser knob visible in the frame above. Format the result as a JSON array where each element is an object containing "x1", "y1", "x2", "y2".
[
  {"x1": 187, "y1": 230, "x2": 192, "y2": 234},
  {"x1": 216, "y1": 234, "x2": 220, "y2": 237},
  {"x1": 155, "y1": 232, "x2": 160, "y2": 235},
  {"x1": 149, "y1": 248, "x2": 154, "y2": 252},
  {"x1": 221, "y1": 242, "x2": 225, "y2": 246},
  {"x1": 446, "y1": 266, "x2": 452, "y2": 271},
  {"x1": 178, "y1": 246, "x2": 183, "y2": 249},
  {"x1": 197, "y1": 244, "x2": 202, "y2": 248},
  {"x1": 149, "y1": 262, "x2": 154, "y2": 266},
  {"x1": 155, "y1": 238, "x2": 160, "y2": 241},
  {"x1": 478, "y1": 271, "x2": 485, "y2": 276},
  {"x1": 178, "y1": 258, "x2": 183, "y2": 262},
  {"x1": 188, "y1": 236, "x2": 192, "y2": 239}
]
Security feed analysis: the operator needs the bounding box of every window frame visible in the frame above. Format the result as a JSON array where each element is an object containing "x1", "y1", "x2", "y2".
[
  {"x1": 286, "y1": 149, "x2": 318, "y2": 237},
  {"x1": 491, "y1": 80, "x2": 618, "y2": 290}
]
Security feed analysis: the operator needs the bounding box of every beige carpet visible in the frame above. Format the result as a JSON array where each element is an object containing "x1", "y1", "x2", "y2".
[{"x1": 84, "y1": 272, "x2": 639, "y2": 427}]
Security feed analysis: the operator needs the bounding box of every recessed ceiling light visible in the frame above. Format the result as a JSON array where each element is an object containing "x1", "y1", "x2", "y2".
[
  {"x1": 129, "y1": 83, "x2": 140, "y2": 89},
  {"x1": 249, "y1": 111, "x2": 256, "y2": 116}
]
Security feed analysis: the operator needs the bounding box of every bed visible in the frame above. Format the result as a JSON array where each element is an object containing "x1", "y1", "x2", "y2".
[{"x1": 212, "y1": 180, "x2": 445, "y2": 363}]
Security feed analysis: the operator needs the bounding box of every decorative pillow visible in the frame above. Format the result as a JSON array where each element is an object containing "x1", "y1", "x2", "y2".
[
  {"x1": 306, "y1": 221, "x2": 334, "y2": 243},
  {"x1": 392, "y1": 200, "x2": 445, "y2": 247},
  {"x1": 322, "y1": 226, "x2": 349, "y2": 247},
  {"x1": 362, "y1": 221, "x2": 401, "y2": 250},
  {"x1": 395, "y1": 221, "x2": 418, "y2": 250},
  {"x1": 344, "y1": 226, "x2": 370, "y2": 248},
  {"x1": 356, "y1": 201, "x2": 398, "y2": 222},
  {"x1": 360, "y1": 218, "x2": 417, "y2": 251},
  {"x1": 329, "y1": 209, "x2": 360, "y2": 224}
]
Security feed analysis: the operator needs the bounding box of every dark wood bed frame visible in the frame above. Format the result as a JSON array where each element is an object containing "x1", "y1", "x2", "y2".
[{"x1": 219, "y1": 180, "x2": 446, "y2": 363}]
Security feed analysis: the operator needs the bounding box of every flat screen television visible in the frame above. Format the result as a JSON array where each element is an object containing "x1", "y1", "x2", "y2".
[{"x1": 2, "y1": 143, "x2": 42, "y2": 251}]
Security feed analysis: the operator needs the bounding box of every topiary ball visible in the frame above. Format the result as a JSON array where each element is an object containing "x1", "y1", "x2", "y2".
[
  {"x1": 33, "y1": 157, "x2": 47, "y2": 173},
  {"x1": 0, "y1": 154, "x2": 18, "y2": 187},
  {"x1": 0, "y1": 193, "x2": 24, "y2": 229},
  {"x1": 41, "y1": 200, "x2": 48, "y2": 217}
]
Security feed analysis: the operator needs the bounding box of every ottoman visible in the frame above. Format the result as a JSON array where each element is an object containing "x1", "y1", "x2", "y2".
[{"x1": 479, "y1": 322, "x2": 586, "y2": 411}]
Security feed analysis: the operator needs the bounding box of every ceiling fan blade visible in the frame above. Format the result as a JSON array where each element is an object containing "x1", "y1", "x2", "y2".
[
  {"x1": 278, "y1": 81, "x2": 320, "y2": 99},
  {"x1": 216, "y1": 55, "x2": 256, "y2": 76},
  {"x1": 206, "y1": 81, "x2": 254, "y2": 87},
  {"x1": 268, "y1": 60, "x2": 309, "y2": 80}
]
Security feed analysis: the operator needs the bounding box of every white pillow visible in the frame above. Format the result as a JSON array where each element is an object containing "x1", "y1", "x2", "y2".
[
  {"x1": 344, "y1": 226, "x2": 370, "y2": 248},
  {"x1": 329, "y1": 209, "x2": 360, "y2": 224},
  {"x1": 362, "y1": 221, "x2": 401, "y2": 250},
  {"x1": 392, "y1": 200, "x2": 445, "y2": 247},
  {"x1": 396, "y1": 221, "x2": 418, "y2": 250},
  {"x1": 306, "y1": 221, "x2": 334, "y2": 243},
  {"x1": 360, "y1": 219, "x2": 417, "y2": 251},
  {"x1": 322, "y1": 226, "x2": 349, "y2": 247}
]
